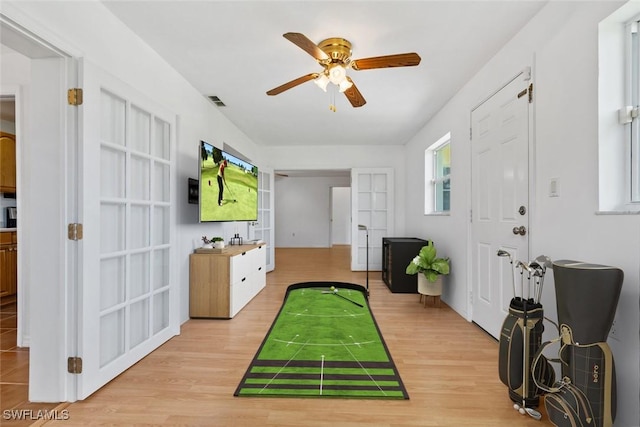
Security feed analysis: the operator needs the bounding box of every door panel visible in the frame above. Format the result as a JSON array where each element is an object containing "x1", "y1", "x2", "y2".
[
  {"x1": 252, "y1": 168, "x2": 274, "y2": 272},
  {"x1": 351, "y1": 168, "x2": 394, "y2": 271},
  {"x1": 78, "y1": 60, "x2": 178, "y2": 399},
  {"x1": 471, "y1": 75, "x2": 530, "y2": 338}
]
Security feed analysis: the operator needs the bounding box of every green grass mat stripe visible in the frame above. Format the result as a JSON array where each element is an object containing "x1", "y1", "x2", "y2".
[
  {"x1": 245, "y1": 380, "x2": 400, "y2": 390},
  {"x1": 237, "y1": 389, "x2": 407, "y2": 398},
  {"x1": 251, "y1": 360, "x2": 394, "y2": 368},
  {"x1": 240, "y1": 383, "x2": 405, "y2": 391},
  {"x1": 246, "y1": 373, "x2": 400, "y2": 381},
  {"x1": 250, "y1": 367, "x2": 396, "y2": 375}
]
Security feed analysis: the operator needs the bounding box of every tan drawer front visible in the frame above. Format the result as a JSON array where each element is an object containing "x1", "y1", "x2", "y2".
[{"x1": 0, "y1": 232, "x2": 16, "y2": 245}]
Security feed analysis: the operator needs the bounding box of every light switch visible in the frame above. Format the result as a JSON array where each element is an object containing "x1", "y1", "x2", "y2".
[{"x1": 549, "y1": 178, "x2": 560, "y2": 197}]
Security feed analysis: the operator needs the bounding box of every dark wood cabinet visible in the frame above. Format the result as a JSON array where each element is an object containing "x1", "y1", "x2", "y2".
[
  {"x1": 0, "y1": 231, "x2": 17, "y2": 297},
  {"x1": 382, "y1": 237, "x2": 429, "y2": 293},
  {"x1": 0, "y1": 132, "x2": 16, "y2": 192}
]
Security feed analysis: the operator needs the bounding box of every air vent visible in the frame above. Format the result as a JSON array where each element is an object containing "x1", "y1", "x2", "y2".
[{"x1": 208, "y1": 95, "x2": 226, "y2": 107}]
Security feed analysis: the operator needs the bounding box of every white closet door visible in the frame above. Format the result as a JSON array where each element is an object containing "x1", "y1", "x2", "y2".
[
  {"x1": 350, "y1": 168, "x2": 394, "y2": 271},
  {"x1": 77, "y1": 60, "x2": 178, "y2": 399},
  {"x1": 471, "y1": 74, "x2": 530, "y2": 338},
  {"x1": 252, "y1": 168, "x2": 274, "y2": 272}
]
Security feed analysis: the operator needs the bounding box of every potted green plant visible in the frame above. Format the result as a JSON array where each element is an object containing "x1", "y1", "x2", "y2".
[
  {"x1": 202, "y1": 236, "x2": 225, "y2": 249},
  {"x1": 212, "y1": 236, "x2": 225, "y2": 249},
  {"x1": 405, "y1": 241, "x2": 450, "y2": 296}
]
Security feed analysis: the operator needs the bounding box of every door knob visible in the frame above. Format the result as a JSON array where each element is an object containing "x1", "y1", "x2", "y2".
[{"x1": 512, "y1": 226, "x2": 527, "y2": 236}]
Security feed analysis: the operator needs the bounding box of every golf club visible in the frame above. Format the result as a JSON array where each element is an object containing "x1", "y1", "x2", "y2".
[
  {"x1": 513, "y1": 260, "x2": 539, "y2": 421},
  {"x1": 531, "y1": 267, "x2": 543, "y2": 304},
  {"x1": 223, "y1": 178, "x2": 237, "y2": 203},
  {"x1": 327, "y1": 286, "x2": 363, "y2": 308},
  {"x1": 496, "y1": 249, "x2": 516, "y2": 298},
  {"x1": 515, "y1": 260, "x2": 531, "y2": 301},
  {"x1": 535, "y1": 255, "x2": 552, "y2": 269},
  {"x1": 528, "y1": 261, "x2": 544, "y2": 304},
  {"x1": 532, "y1": 255, "x2": 552, "y2": 303}
]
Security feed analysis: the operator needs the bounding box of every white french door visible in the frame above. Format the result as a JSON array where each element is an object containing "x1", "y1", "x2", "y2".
[
  {"x1": 77, "y1": 60, "x2": 179, "y2": 399},
  {"x1": 252, "y1": 168, "x2": 275, "y2": 272},
  {"x1": 470, "y1": 73, "x2": 531, "y2": 338},
  {"x1": 350, "y1": 168, "x2": 394, "y2": 271}
]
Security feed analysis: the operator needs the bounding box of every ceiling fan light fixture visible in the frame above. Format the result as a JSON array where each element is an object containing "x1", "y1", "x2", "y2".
[
  {"x1": 268, "y1": 32, "x2": 420, "y2": 108},
  {"x1": 314, "y1": 73, "x2": 330, "y2": 92},
  {"x1": 328, "y1": 64, "x2": 347, "y2": 85}
]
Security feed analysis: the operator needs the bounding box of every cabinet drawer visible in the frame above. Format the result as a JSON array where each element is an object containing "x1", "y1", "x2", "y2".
[
  {"x1": 0, "y1": 232, "x2": 15, "y2": 245},
  {"x1": 230, "y1": 251, "x2": 251, "y2": 284}
]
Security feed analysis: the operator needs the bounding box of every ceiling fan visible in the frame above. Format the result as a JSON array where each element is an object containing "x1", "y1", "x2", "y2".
[{"x1": 266, "y1": 33, "x2": 421, "y2": 108}]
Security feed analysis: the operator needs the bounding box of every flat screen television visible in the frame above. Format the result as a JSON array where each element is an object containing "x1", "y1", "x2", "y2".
[{"x1": 199, "y1": 140, "x2": 258, "y2": 222}]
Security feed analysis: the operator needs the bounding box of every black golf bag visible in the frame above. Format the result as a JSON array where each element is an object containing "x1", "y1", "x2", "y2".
[
  {"x1": 548, "y1": 261, "x2": 623, "y2": 427},
  {"x1": 499, "y1": 297, "x2": 555, "y2": 407}
]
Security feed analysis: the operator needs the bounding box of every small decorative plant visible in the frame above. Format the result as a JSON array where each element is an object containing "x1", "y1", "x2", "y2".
[
  {"x1": 202, "y1": 236, "x2": 224, "y2": 245},
  {"x1": 406, "y1": 241, "x2": 450, "y2": 282}
]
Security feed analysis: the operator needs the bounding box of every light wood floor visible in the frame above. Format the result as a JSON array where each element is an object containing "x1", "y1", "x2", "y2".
[{"x1": 12, "y1": 246, "x2": 550, "y2": 426}]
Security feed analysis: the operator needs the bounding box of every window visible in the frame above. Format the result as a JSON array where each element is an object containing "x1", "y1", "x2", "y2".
[
  {"x1": 629, "y1": 21, "x2": 640, "y2": 202},
  {"x1": 598, "y1": 3, "x2": 640, "y2": 212},
  {"x1": 425, "y1": 132, "x2": 451, "y2": 214}
]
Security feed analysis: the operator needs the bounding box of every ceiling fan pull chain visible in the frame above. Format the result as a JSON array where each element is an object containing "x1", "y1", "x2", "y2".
[{"x1": 329, "y1": 85, "x2": 337, "y2": 112}]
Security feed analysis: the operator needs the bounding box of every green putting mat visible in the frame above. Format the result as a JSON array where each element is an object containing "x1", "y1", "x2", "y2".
[{"x1": 234, "y1": 282, "x2": 409, "y2": 399}]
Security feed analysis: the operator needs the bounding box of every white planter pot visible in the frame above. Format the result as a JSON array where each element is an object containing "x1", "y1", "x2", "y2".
[
  {"x1": 214, "y1": 241, "x2": 225, "y2": 249},
  {"x1": 202, "y1": 243, "x2": 213, "y2": 249},
  {"x1": 417, "y1": 274, "x2": 443, "y2": 296}
]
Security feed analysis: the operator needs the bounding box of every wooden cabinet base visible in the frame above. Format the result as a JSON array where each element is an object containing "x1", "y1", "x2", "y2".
[{"x1": 189, "y1": 244, "x2": 266, "y2": 318}]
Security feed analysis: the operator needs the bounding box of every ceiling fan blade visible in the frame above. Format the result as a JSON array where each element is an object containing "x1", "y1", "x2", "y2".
[
  {"x1": 266, "y1": 73, "x2": 319, "y2": 96},
  {"x1": 283, "y1": 32, "x2": 329, "y2": 61},
  {"x1": 351, "y1": 53, "x2": 421, "y2": 71},
  {"x1": 343, "y1": 77, "x2": 366, "y2": 108}
]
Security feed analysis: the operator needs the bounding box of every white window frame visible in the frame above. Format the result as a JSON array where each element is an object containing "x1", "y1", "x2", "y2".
[
  {"x1": 628, "y1": 20, "x2": 640, "y2": 202},
  {"x1": 424, "y1": 132, "x2": 451, "y2": 215},
  {"x1": 597, "y1": 4, "x2": 640, "y2": 213}
]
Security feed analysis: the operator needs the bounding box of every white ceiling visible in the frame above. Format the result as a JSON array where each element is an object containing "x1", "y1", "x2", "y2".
[{"x1": 45, "y1": 2, "x2": 549, "y2": 148}]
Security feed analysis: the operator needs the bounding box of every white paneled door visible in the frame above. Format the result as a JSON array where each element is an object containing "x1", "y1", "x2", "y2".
[
  {"x1": 351, "y1": 168, "x2": 394, "y2": 272},
  {"x1": 471, "y1": 74, "x2": 531, "y2": 339},
  {"x1": 252, "y1": 168, "x2": 275, "y2": 272},
  {"x1": 77, "y1": 60, "x2": 178, "y2": 399}
]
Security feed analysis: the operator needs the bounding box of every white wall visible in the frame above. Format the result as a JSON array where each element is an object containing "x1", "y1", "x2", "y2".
[
  {"x1": 403, "y1": 2, "x2": 639, "y2": 426},
  {"x1": 265, "y1": 145, "x2": 406, "y2": 244},
  {"x1": 275, "y1": 175, "x2": 350, "y2": 247},
  {"x1": 331, "y1": 187, "x2": 351, "y2": 245}
]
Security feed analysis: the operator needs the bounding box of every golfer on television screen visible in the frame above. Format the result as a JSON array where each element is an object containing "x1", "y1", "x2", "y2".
[{"x1": 217, "y1": 159, "x2": 228, "y2": 206}]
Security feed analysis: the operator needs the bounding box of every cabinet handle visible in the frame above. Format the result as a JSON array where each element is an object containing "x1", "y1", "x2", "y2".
[
  {"x1": 242, "y1": 277, "x2": 246, "y2": 282},
  {"x1": 258, "y1": 267, "x2": 262, "y2": 271},
  {"x1": 241, "y1": 252, "x2": 246, "y2": 256}
]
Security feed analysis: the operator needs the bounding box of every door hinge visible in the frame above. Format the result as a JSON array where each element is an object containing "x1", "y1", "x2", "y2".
[
  {"x1": 518, "y1": 83, "x2": 534, "y2": 102},
  {"x1": 67, "y1": 357, "x2": 83, "y2": 374},
  {"x1": 67, "y1": 88, "x2": 83, "y2": 106},
  {"x1": 68, "y1": 223, "x2": 83, "y2": 241}
]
